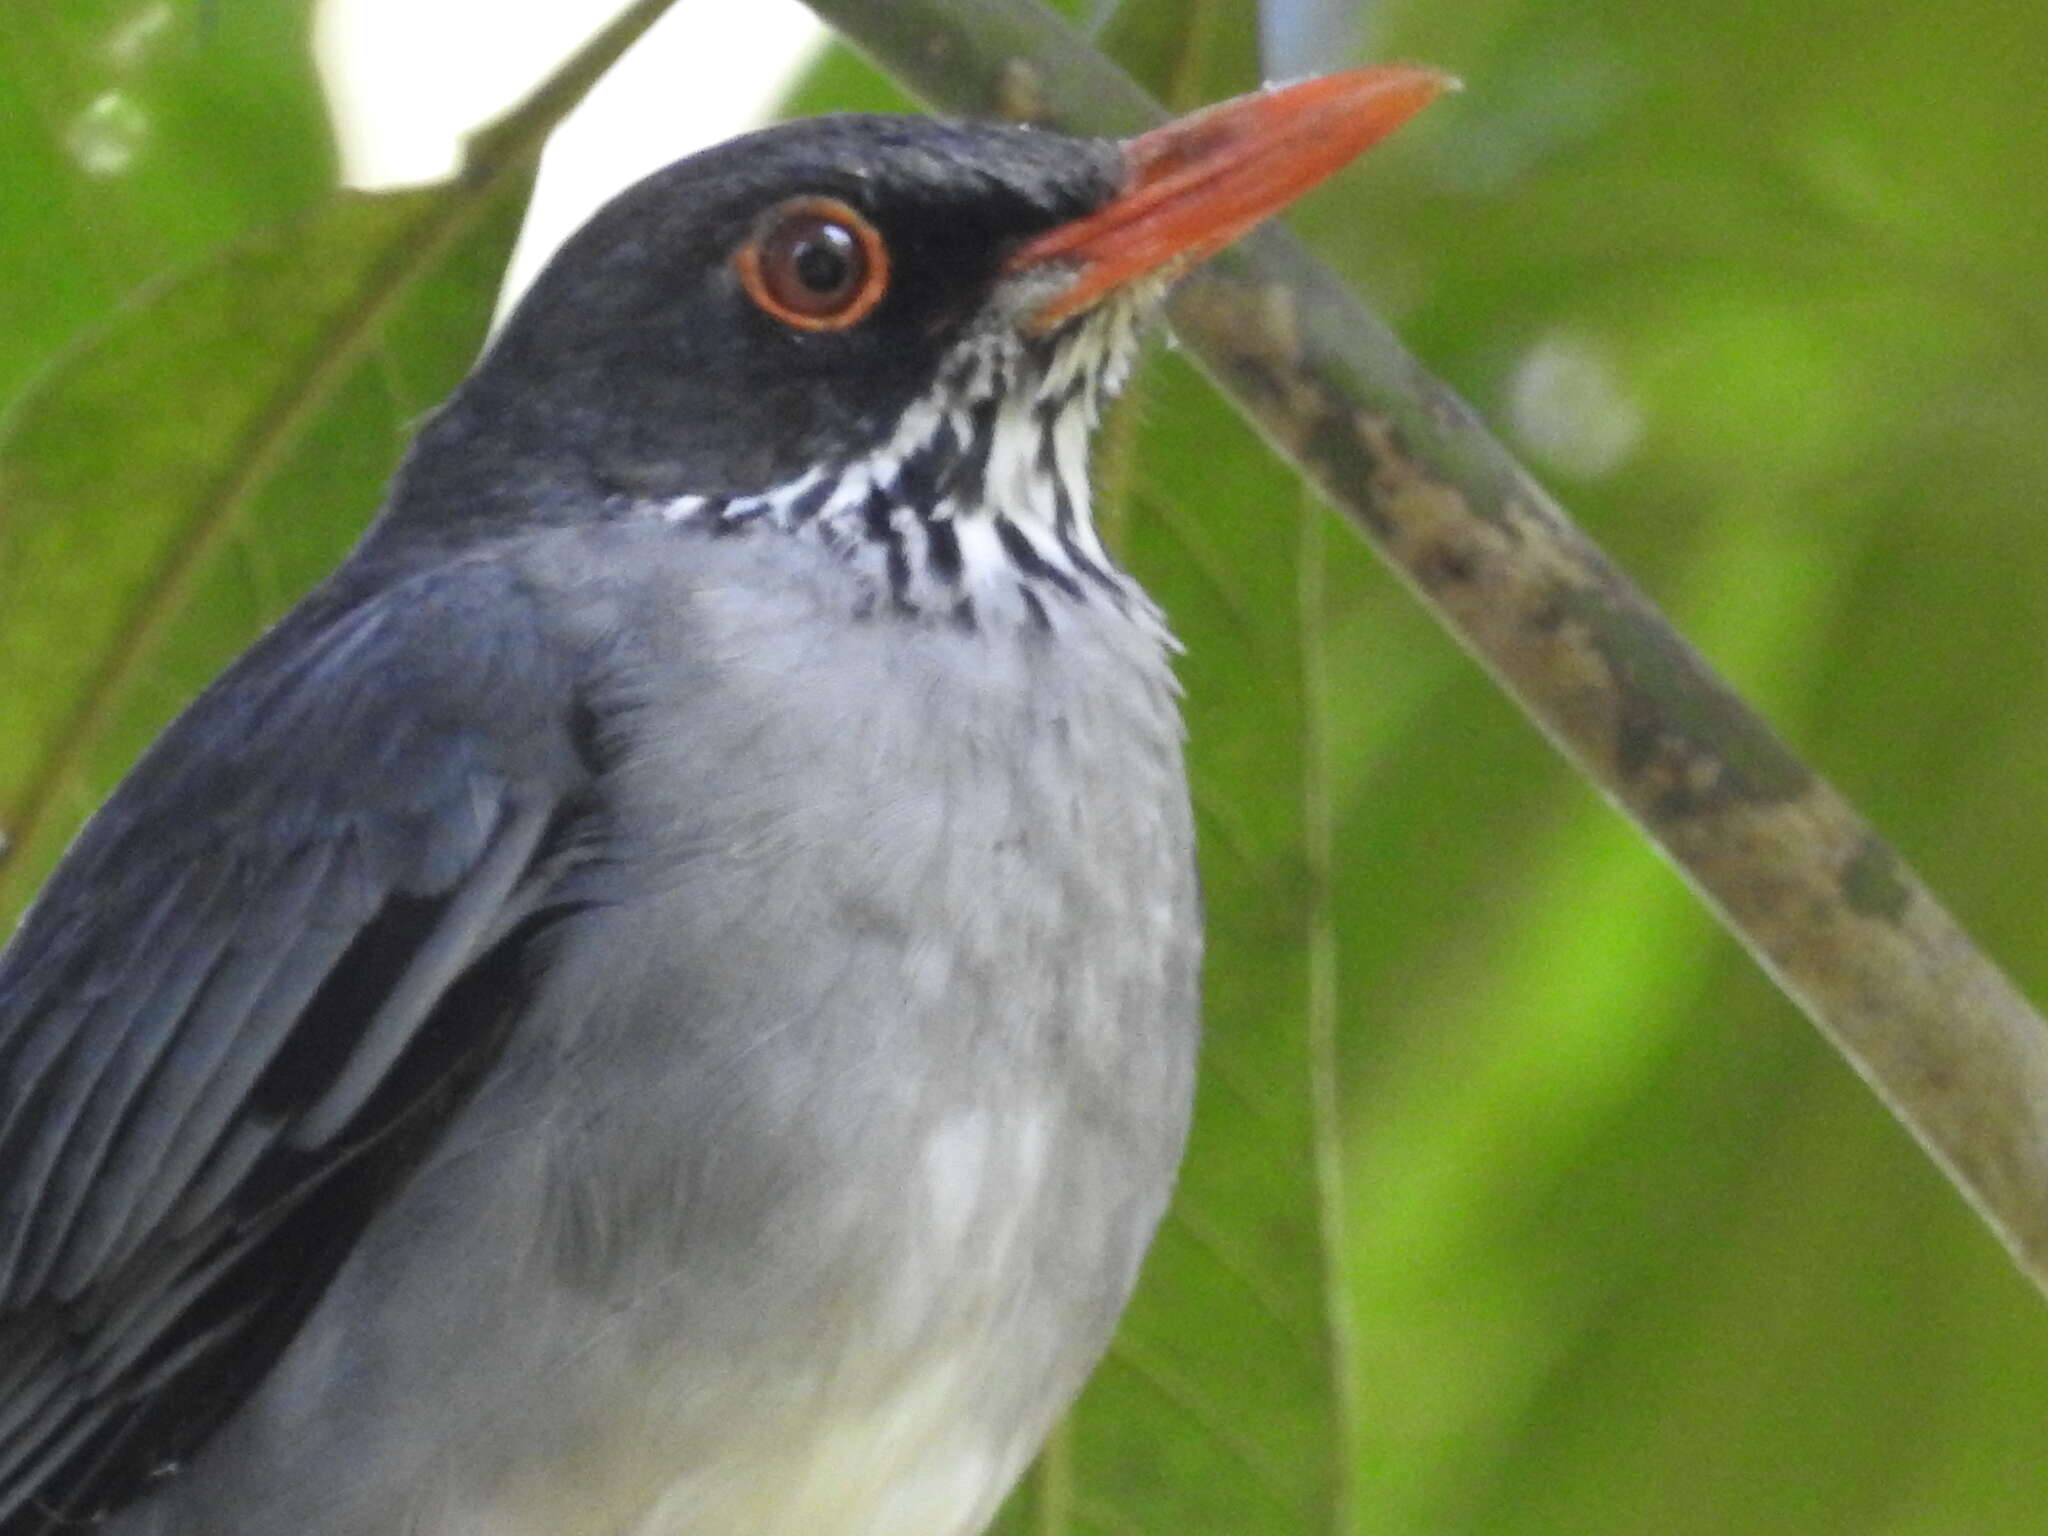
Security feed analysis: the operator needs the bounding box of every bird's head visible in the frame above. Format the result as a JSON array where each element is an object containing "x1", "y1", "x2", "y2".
[{"x1": 392, "y1": 69, "x2": 1446, "y2": 626}]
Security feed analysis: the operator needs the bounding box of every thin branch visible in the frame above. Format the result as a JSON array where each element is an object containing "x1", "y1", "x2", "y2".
[
  {"x1": 804, "y1": 0, "x2": 2048, "y2": 1297},
  {"x1": 1298, "y1": 504, "x2": 1359, "y2": 1527}
]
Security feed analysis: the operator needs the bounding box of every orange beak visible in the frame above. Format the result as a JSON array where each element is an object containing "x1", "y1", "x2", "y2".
[{"x1": 1009, "y1": 66, "x2": 1453, "y2": 330}]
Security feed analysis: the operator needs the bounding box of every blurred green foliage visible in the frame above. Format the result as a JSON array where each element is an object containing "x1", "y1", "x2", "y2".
[{"x1": 2, "y1": 2, "x2": 2046, "y2": 1534}]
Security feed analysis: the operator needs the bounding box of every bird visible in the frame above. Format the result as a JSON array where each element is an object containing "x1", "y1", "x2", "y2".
[{"x1": 0, "y1": 67, "x2": 1443, "y2": 1536}]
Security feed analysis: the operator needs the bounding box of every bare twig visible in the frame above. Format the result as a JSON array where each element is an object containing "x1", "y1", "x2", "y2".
[{"x1": 805, "y1": 0, "x2": 2048, "y2": 1296}]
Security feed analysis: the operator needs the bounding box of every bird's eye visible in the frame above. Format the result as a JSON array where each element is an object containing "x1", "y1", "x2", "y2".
[{"x1": 737, "y1": 197, "x2": 890, "y2": 332}]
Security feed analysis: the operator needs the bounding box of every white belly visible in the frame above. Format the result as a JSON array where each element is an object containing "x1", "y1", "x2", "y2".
[
  {"x1": 430, "y1": 1360, "x2": 1022, "y2": 1536},
  {"x1": 633, "y1": 1363, "x2": 1019, "y2": 1536}
]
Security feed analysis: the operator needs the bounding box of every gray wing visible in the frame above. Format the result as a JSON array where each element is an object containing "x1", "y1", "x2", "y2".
[{"x1": 0, "y1": 555, "x2": 607, "y2": 1533}]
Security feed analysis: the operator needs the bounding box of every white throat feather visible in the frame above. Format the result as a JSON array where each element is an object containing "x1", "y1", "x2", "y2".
[{"x1": 654, "y1": 292, "x2": 1167, "y2": 640}]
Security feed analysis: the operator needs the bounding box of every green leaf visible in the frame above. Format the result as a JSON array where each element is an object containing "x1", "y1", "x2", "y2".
[
  {"x1": 0, "y1": 1, "x2": 331, "y2": 402},
  {"x1": 0, "y1": 190, "x2": 511, "y2": 903},
  {"x1": 0, "y1": 0, "x2": 686, "y2": 912}
]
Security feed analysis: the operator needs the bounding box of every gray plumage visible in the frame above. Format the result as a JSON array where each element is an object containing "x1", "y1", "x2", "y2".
[{"x1": 0, "y1": 113, "x2": 1199, "y2": 1535}]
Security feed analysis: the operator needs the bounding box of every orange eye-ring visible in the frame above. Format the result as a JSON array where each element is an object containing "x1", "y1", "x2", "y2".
[{"x1": 736, "y1": 197, "x2": 890, "y2": 332}]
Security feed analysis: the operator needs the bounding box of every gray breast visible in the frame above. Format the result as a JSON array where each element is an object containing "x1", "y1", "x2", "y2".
[{"x1": 128, "y1": 525, "x2": 1201, "y2": 1536}]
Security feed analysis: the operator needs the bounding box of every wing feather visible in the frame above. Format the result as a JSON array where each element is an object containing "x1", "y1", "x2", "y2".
[
  {"x1": 0, "y1": 869, "x2": 236, "y2": 1291},
  {"x1": 0, "y1": 556, "x2": 609, "y2": 1534},
  {"x1": 290, "y1": 797, "x2": 553, "y2": 1147},
  {"x1": 79, "y1": 852, "x2": 384, "y2": 1284},
  {"x1": 35, "y1": 870, "x2": 287, "y2": 1298}
]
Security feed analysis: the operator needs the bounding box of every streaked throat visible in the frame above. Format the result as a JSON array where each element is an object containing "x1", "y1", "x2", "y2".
[{"x1": 658, "y1": 297, "x2": 1165, "y2": 638}]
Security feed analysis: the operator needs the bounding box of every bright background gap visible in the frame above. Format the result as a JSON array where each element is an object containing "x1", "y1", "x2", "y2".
[{"x1": 313, "y1": 0, "x2": 825, "y2": 311}]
